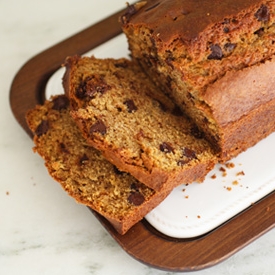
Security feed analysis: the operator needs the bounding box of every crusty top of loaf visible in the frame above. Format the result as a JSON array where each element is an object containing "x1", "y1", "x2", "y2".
[{"x1": 121, "y1": 0, "x2": 272, "y2": 44}]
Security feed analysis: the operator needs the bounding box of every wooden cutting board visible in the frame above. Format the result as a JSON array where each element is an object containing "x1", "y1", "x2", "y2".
[{"x1": 10, "y1": 8, "x2": 275, "y2": 272}]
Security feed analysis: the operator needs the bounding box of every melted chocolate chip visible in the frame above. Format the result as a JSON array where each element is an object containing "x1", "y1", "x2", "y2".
[
  {"x1": 75, "y1": 82, "x2": 86, "y2": 99},
  {"x1": 207, "y1": 44, "x2": 223, "y2": 60},
  {"x1": 76, "y1": 76, "x2": 110, "y2": 99},
  {"x1": 79, "y1": 154, "x2": 89, "y2": 165},
  {"x1": 224, "y1": 43, "x2": 236, "y2": 53},
  {"x1": 160, "y1": 142, "x2": 174, "y2": 153},
  {"x1": 182, "y1": 147, "x2": 196, "y2": 159},
  {"x1": 90, "y1": 120, "x2": 107, "y2": 136},
  {"x1": 124, "y1": 99, "x2": 138, "y2": 113},
  {"x1": 128, "y1": 191, "x2": 145, "y2": 206},
  {"x1": 52, "y1": 95, "x2": 69, "y2": 110},
  {"x1": 190, "y1": 126, "x2": 204, "y2": 139},
  {"x1": 87, "y1": 76, "x2": 110, "y2": 96},
  {"x1": 255, "y1": 5, "x2": 270, "y2": 22},
  {"x1": 35, "y1": 120, "x2": 49, "y2": 136},
  {"x1": 177, "y1": 148, "x2": 197, "y2": 166}
]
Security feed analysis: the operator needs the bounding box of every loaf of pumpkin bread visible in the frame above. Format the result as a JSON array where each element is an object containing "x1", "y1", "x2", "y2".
[
  {"x1": 120, "y1": 0, "x2": 275, "y2": 161},
  {"x1": 63, "y1": 56, "x2": 216, "y2": 191}
]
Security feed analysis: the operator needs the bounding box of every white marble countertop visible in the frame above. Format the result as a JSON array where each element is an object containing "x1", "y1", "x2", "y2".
[{"x1": 1, "y1": 1, "x2": 275, "y2": 274}]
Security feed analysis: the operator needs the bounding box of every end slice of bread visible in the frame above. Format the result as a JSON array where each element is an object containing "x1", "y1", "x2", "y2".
[{"x1": 26, "y1": 95, "x2": 171, "y2": 234}]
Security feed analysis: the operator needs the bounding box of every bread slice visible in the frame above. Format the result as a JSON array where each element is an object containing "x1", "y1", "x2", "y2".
[
  {"x1": 120, "y1": 0, "x2": 275, "y2": 161},
  {"x1": 63, "y1": 56, "x2": 216, "y2": 191},
  {"x1": 26, "y1": 95, "x2": 172, "y2": 234}
]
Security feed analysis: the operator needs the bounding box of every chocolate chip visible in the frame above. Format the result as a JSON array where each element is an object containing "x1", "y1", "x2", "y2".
[
  {"x1": 128, "y1": 192, "x2": 145, "y2": 206},
  {"x1": 76, "y1": 76, "x2": 110, "y2": 99},
  {"x1": 124, "y1": 99, "x2": 138, "y2": 113},
  {"x1": 86, "y1": 76, "x2": 110, "y2": 97},
  {"x1": 79, "y1": 154, "x2": 89, "y2": 165},
  {"x1": 35, "y1": 120, "x2": 49, "y2": 136},
  {"x1": 190, "y1": 126, "x2": 204, "y2": 139},
  {"x1": 208, "y1": 44, "x2": 223, "y2": 60},
  {"x1": 177, "y1": 148, "x2": 197, "y2": 166},
  {"x1": 182, "y1": 147, "x2": 196, "y2": 159},
  {"x1": 255, "y1": 5, "x2": 270, "y2": 22},
  {"x1": 52, "y1": 95, "x2": 69, "y2": 110},
  {"x1": 90, "y1": 120, "x2": 107, "y2": 136},
  {"x1": 75, "y1": 82, "x2": 87, "y2": 99},
  {"x1": 224, "y1": 43, "x2": 236, "y2": 53},
  {"x1": 160, "y1": 142, "x2": 174, "y2": 153}
]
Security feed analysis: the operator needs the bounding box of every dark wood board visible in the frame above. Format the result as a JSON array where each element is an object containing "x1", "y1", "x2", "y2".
[{"x1": 9, "y1": 7, "x2": 275, "y2": 272}]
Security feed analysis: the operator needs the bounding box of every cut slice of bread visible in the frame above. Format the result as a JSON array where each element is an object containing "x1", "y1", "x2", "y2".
[
  {"x1": 63, "y1": 56, "x2": 216, "y2": 191},
  {"x1": 26, "y1": 95, "x2": 171, "y2": 234}
]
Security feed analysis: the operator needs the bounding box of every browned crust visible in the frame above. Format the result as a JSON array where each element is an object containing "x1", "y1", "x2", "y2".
[
  {"x1": 122, "y1": 0, "x2": 273, "y2": 46},
  {"x1": 218, "y1": 96, "x2": 275, "y2": 161},
  {"x1": 203, "y1": 56, "x2": 275, "y2": 126}
]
